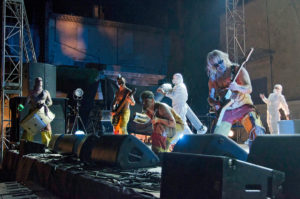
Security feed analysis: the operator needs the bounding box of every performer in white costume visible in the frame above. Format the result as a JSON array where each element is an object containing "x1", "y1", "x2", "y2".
[
  {"x1": 157, "y1": 73, "x2": 193, "y2": 136},
  {"x1": 260, "y1": 84, "x2": 290, "y2": 134}
]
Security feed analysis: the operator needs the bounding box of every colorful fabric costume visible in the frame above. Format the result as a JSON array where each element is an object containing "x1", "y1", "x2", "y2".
[
  {"x1": 209, "y1": 65, "x2": 265, "y2": 147},
  {"x1": 113, "y1": 108, "x2": 131, "y2": 135},
  {"x1": 151, "y1": 102, "x2": 184, "y2": 154}
]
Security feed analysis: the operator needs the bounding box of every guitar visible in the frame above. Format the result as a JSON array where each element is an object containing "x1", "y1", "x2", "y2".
[
  {"x1": 112, "y1": 88, "x2": 136, "y2": 126},
  {"x1": 216, "y1": 48, "x2": 254, "y2": 126}
]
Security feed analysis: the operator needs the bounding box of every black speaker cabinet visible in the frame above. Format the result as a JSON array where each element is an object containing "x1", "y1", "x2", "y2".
[
  {"x1": 19, "y1": 140, "x2": 45, "y2": 156},
  {"x1": 161, "y1": 152, "x2": 285, "y2": 199},
  {"x1": 49, "y1": 134, "x2": 88, "y2": 155},
  {"x1": 10, "y1": 97, "x2": 68, "y2": 142},
  {"x1": 10, "y1": 97, "x2": 27, "y2": 142},
  {"x1": 248, "y1": 135, "x2": 300, "y2": 199},
  {"x1": 173, "y1": 134, "x2": 248, "y2": 161},
  {"x1": 87, "y1": 135, "x2": 160, "y2": 169}
]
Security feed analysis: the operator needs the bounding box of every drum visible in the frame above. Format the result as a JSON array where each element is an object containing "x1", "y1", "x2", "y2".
[
  {"x1": 20, "y1": 107, "x2": 55, "y2": 135},
  {"x1": 133, "y1": 112, "x2": 150, "y2": 124}
]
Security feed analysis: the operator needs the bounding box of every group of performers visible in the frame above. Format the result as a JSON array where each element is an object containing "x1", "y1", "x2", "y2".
[
  {"x1": 110, "y1": 49, "x2": 290, "y2": 154},
  {"x1": 111, "y1": 73, "x2": 195, "y2": 153},
  {"x1": 20, "y1": 49, "x2": 290, "y2": 156}
]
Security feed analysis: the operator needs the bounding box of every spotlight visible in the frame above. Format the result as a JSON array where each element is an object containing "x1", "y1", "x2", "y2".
[
  {"x1": 73, "y1": 88, "x2": 84, "y2": 100},
  {"x1": 179, "y1": 134, "x2": 184, "y2": 139},
  {"x1": 69, "y1": 88, "x2": 87, "y2": 135},
  {"x1": 75, "y1": 130, "x2": 85, "y2": 135},
  {"x1": 228, "y1": 130, "x2": 234, "y2": 137}
]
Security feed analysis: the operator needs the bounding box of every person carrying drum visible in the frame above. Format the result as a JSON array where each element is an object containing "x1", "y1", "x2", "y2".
[{"x1": 21, "y1": 77, "x2": 53, "y2": 146}]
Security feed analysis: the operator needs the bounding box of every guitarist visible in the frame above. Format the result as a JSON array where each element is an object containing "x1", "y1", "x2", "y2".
[
  {"x1": 111, "y1": 75, "x2": 135, "y2": 135},
  {"x1": 206, "y1": 50, "x2": 265, "y2": 147}
]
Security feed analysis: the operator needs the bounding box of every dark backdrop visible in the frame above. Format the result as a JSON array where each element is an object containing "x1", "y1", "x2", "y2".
[{"x1": 25, "y1": 0, "x2": 225, "y2": 115}]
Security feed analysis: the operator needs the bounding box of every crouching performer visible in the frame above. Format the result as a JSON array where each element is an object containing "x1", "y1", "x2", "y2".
[{"x1": 140, "y1": 91, "x2": 184, "y2": 154}]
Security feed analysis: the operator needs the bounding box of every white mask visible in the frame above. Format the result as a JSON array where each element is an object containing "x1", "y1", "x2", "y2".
[
  {"x1": 273, "y1": 88, "x2": 282, "y2": 95},
  {"x1": 172, "y1": 74, "x2": 183, "y2": 85},
  {"x1": 217, "y1": 62, "x2": 226, "y2": 73},
  {"x1": 172, "y1": 77, "x2": 179, "y2": 85},
  {"x1": 273, "y1": 84, "x2": 282, "y2": 94}
]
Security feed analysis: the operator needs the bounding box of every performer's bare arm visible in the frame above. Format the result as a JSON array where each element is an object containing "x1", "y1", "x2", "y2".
[
  {"x1": 126, "y1": 94, "x2": 135, "y2": 106},
  {"x1": 229, "y1": 67, "x2": 252, "y2": 94},
  {"x1": 208, "y1": 79, "x2": 220, "y2": 110},
  {"x1": 45, "y1": 90, "x2": 53, "y2": 107},
  {"x1": 152, "y1": 104, "x2": 176, "y2": 128}
]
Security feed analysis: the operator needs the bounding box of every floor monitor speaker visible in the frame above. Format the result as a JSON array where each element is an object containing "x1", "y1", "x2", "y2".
[
  {"x1": 173, "y1": 134, "x2": 248, "y2": 161},
  {"x1": 87, "y1": 135, "x2": 159, "y2": 169},
  {"x1": 19, "y1": 140, "x2": 45, "y2": 156},
  {"x1": 161, "y1": 152, "x2": 284, "y2": 199},
  {"x1": 49, "y1": 134, "x2": 87, "y2": 155},
  {"x1": 248, "y1": 135, "x2": 300, "y2": 199}
]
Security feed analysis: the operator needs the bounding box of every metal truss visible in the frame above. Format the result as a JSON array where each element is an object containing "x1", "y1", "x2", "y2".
[
  {"x1": 1, "y1": 0, "x2": 36, "y2": 161},
  {"x1": 225, "y1": 0, "x2": 246, "y2": 63}
]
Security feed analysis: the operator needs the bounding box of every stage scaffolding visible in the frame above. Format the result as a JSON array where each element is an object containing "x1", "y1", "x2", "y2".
[
  {"x1": 225, "y1": 0, "x2": 246, "y2": 63},
  {"x1": 1, "y1": 0, "x2": 36, "y2": 161}
]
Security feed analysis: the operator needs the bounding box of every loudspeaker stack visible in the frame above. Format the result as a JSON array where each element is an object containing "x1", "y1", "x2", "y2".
[{"x1": 49, "y1": 134, "x2": 159, "y2": 169}]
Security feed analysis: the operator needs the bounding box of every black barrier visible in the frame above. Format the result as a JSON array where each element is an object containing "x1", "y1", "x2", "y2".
[
  {"x1": 5, "y1": 150, "x2": 159, "y2": 199},
  {"x1": 19, "y1": 140, "x2": 45, "y2": 156}
]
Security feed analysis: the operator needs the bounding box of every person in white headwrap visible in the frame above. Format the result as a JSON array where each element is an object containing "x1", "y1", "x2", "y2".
[
  {"x1": 157, "y1": 73, "x2": 193, "y2": 136},
  {"x1": 260, "y1": 84, "x2": 290, "y2": 134},
  {"x1": 21, "y1": 77, "x2": 53, "y2": 146}
]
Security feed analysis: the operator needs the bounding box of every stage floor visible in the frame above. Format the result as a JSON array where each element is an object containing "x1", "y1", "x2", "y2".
[
  {"x1": 2, "y1": 150, "x2": 161, "y2": 199},
  {"x1": 0, "y1": 138, "x2": 250, "y2": 199}
]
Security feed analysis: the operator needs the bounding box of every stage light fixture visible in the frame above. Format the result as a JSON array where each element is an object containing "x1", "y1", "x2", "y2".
[
  {"x1": 228, "y1": 130, "x2": 234, "y2": 137},
  {"x1": 74, "y1": 88, "x2": 84, "y2": 99},
  {"x1": 70, "y1": 88, "x2": 87, "y2": 134},
  {"x1": 75, "y1": 130, "x2": 85, "y2": 135},
  {"x1": 179, "y1": 134, "x2": 184, "y2": 139}
]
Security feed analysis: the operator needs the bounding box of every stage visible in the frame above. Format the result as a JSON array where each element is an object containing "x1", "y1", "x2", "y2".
[{"x1": 3, "y1": 132, "x2": 300, "y2": 199}]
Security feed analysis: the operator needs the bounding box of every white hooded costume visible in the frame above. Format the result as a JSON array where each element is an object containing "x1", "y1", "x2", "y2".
[
  {"x1": 261, "y1": 84, "x2": 290, "y2": 134},
  {"x1": 165, "y1": 73, "x2": 193, "y2": 135}
]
